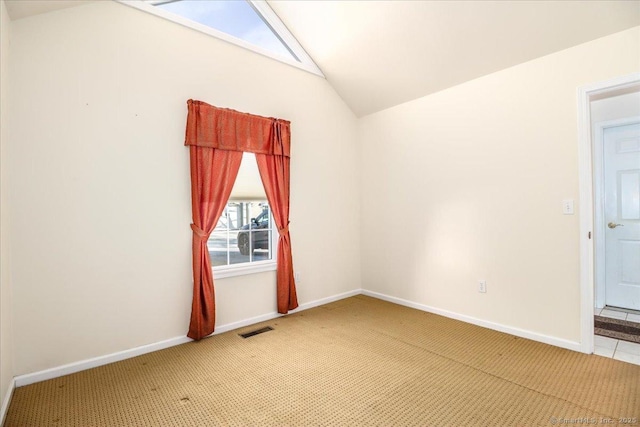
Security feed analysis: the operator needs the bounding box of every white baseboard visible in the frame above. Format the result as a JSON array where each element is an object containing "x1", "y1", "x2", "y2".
[
  {"x1": 361, "y1": 290, "x2": 584, "y2": 353},
  {"x1": 212, "y1": 311, "x2": 280, "y2": 335},
  {"x1": 13, "y1": 288, "x2": 363, "y2": 388},
  {"x1": 14, "y1": 335, "x2": 193, "y2": 387},
  {"x1": 12, "y1": 287, "x2": 583, "y2": 390},
  {"x1": 294, "y1": 289, "x2": 362, "y2": 312},
  {"x1": 213, "y1": 288, "x2": 362, "y2": 334},
  {"x1": 0, "y1": 378, "x2": 15, "y2": 427},
  {"x1": 211, "y1": 289, "x2": 362, "y2": 335}
]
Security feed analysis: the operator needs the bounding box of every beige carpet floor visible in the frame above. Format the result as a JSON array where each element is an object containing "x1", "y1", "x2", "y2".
[{"x1": 5, "y1": 295, "x2": 640, "y2": 426}]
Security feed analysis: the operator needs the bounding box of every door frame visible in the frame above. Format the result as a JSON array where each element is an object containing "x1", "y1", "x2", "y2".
[
  {"x1": 577, "y1": 72, "x2": 640, "y2": 354},
  {"x1": 593, "y1": 116, "x2": 640, "y2": 310}
]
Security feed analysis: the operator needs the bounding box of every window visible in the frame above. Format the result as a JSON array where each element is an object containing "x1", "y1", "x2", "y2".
[
  {"x1": 209, "y1": 201, "x2": 273, "y2": 265},
  {"x1": 121, "y1": 0, "x2": 323, "y2": 76},
  {"x1": 152, "y1": 0, "x2": 294, "y2": 60},
  {"x1": 208, "y1": 153, "x2": 276, "y2": 278}
]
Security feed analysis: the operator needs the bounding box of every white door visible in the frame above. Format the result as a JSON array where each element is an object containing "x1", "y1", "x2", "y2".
[{"x1": 604, "y1": 122, "x2": 640, "y2": 310}]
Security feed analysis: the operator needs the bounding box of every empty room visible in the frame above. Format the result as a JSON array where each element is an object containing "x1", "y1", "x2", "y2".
[{"x1": 1, "y1": 0, "x2": 639, "y2": 425}]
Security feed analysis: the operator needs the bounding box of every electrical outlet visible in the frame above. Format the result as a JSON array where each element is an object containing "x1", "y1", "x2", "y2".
[
  {"x1": 478, "y1": 280, "x2": 487, "y2": 293},
  {"x1": 294, "y1": 272, "x2": 301, "y2": 282}
]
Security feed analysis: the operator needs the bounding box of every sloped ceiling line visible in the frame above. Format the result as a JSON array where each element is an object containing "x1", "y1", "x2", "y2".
[{"x1": 6, "y1": 0, "x2": 640, "y2": 117}]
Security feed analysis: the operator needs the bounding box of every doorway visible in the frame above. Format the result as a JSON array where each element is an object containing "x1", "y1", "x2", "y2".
[
  {"x1": 577, "y1": 72, "x2": 640, "y2": 354},
  {"x1": 594, "y1": 120, "x2": 640, "y2": 312}
]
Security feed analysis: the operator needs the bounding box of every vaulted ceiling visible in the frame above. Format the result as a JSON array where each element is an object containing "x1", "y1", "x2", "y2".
[
  {"x1": 269, "y1": 0, "x2": 640, "y2": 116},
  {"x1": 4, "y1": 0, "x2": 89, "y2": 19},
  {"x1": 5, "y1": 0, "x2": 640, "y2": 117}
]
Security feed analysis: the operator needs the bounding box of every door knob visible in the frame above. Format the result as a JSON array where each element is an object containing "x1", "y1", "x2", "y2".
[{"x1": 608, "y1": 222, "x2": 624, "y2": 229}]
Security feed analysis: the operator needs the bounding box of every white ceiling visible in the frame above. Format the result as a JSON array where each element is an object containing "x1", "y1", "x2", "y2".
[
  {"x1": 5, "y1": 1, "x2": 640, "y2": 117},
  {"x1": 269, "y1": 0, "x2": 640, "y2": 117},
  {"x1": 4, "y1": 0, "x2": 90, "y2": 20}
]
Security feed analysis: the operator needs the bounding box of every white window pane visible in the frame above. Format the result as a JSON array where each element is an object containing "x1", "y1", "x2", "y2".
[
  {"x1": 208, "y1": 231, "x2": 229, "y2": 267},
  {"x1": 209, "y1": 201, "x2": 273, "y2": 270}
]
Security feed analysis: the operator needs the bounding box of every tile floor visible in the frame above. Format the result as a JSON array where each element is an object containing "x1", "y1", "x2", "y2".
[{"x1": 594, "y1": 307, "x2": 640, "y2": 366}]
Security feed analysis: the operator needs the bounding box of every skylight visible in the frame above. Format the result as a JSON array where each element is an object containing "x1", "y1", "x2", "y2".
[
  {"x1": 153, "y1": 0, "x2": 294, "y2": 60},
  {"x1": 120, "y1": 0, "x2": 323, "y2": 76}
]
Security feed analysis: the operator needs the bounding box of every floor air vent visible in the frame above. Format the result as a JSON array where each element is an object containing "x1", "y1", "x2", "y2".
[{"x1": 239, "y1": 326, "x2": 273, "y2": 339}]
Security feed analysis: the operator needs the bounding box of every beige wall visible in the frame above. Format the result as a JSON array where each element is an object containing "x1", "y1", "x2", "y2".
[
  {"x1": 0, "y1": 0, "x2": 15, "y2": 412},
  {"x1": 8, "y1": 1, "x2": 360, "y2": 376},
  {"x1": 5, "y1": 0, "x2": 639, "y2": 381},
  {"x1": 358, "y1": 27, "x2": 640, "y2": 344}
]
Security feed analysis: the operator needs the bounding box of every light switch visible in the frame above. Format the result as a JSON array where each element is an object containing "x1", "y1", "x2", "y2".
[{"x1": 562, "y1": 199, "x2": 574, "y2": 215}]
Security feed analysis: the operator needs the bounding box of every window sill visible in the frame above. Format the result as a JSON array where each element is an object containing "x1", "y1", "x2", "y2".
[{"x1": 213, "y1": 261, "x2": 277, "y2": 279}]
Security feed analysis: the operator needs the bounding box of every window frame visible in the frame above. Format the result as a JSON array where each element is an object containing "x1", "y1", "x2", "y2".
[
  {"x1": 118, "y1": 0, "x2": 324, "y2": 77},
  {"x1": 211, "y1": 200, "x2": 278, "y2": 279}
]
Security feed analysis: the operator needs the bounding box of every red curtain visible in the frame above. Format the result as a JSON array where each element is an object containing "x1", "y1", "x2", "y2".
[
  {"x1": 256, "y1": 153, "x2": 298, "y2": 313},
  {"x1": 187, "y1": 146, "x2": 243, "y2": 340},
  {"x1": 185, "y1": 100, "x2": 298, "y2": 340}
]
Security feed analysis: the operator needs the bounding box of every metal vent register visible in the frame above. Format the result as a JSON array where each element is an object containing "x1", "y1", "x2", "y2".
[{"x1": 239, "y1": 326, "x2": 273, "y2": 339}]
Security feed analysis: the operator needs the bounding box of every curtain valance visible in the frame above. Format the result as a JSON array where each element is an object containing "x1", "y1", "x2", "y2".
[{"x1": 185, "y1": 99, "x2": 291, "y2": 157}]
